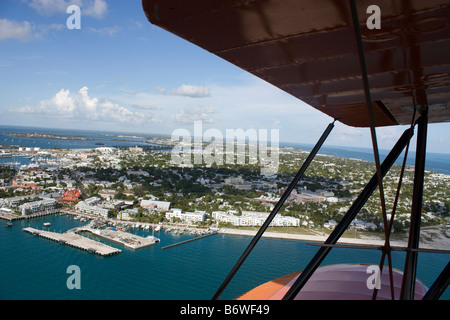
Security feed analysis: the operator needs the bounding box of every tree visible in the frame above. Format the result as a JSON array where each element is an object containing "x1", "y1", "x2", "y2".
[
  {"x1": 108, "y1": 209, "x2": 117, "y2": 219},
  {"x1": 115, "y1": 190, "x2": 126, "y2": 200}
]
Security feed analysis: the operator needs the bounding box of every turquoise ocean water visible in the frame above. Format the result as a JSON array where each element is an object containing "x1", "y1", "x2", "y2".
[{"x1": 1, "y1": 214, "x2": 448, "y2": 300}]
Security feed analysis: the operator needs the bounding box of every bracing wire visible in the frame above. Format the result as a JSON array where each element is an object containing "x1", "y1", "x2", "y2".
[{"x1": 372, "y1": 105, "x2": 417, "y2": 300}]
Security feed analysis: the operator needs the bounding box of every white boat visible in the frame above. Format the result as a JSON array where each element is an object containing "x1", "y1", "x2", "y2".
[
  {"x1": 155, "y1": 225, "x2": 161, "y2": 232},
  {"x1": 43, "y1": 222, "x2": 51, "y2": 227},
  {"x1": 146, "y1": 235, "x2": 160, "y2": 242}
]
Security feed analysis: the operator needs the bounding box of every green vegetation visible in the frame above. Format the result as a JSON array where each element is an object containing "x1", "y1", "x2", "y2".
[{"x1": 1, "y1": 145, "x2": 449, "y2": 236}]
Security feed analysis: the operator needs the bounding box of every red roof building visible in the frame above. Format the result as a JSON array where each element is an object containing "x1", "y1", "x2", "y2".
[{"x1": 61, "y1": 189, "x2": 82, "y2": 202}]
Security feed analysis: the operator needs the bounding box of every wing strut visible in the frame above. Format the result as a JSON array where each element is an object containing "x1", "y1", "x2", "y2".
[
  {"x1": 423, "y1": 261, "x2": 450, "y2": 300},
  {"x1": 401, "y1": 108, "x2": 429, "y2": 299},
  {"x1": 348, "y1": 0, "x2": 395, "y2": 299},
  {"x1": 212, "y1": 120, "x2": 335, "y2": 300}
]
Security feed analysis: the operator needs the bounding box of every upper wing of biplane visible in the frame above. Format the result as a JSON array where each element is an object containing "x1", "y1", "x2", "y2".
[{"x1": 142, "y1": 0, "x2": 450, "y2": 127}]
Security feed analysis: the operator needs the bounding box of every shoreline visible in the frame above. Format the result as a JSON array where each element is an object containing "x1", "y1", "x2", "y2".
[
  {"x1": 218, "y1": 227, "x2": 405, "y2": 246},
  {"x1": 218, "y1": 227, "x2": 450, "y2": 250},
  {"x1": 9, "y1": 209, "x2": 449, "y2": 251}
]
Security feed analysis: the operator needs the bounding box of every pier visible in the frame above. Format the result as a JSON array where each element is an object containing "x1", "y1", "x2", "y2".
[
  {"x1": 23, "y1": 227, "x2": 121, "y2": 256},
  {"x1": 0, "y1": 212, "x2": 22, "y2": 221},
  {"x1": 161, "y1": 231, "x2": 218, "y2": 250},
  {"x1": 0, "y1": 210, "x2": 60, "y2": 221},
  {"x1": 77, "y1": 225, "x2": 156, "y2": 250}
]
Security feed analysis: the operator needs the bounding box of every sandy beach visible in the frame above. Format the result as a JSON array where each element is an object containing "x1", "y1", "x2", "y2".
[
  {"x1": 218, "y1": 226, "x2": 450, "y2": 251},
  {"x1": 219, "y1": 228, "x2": 403, "y2": 246}
]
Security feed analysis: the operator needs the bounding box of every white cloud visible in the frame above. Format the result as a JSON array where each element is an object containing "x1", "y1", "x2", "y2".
[
  {"x1": 11, "y1": 86, "x2": 158, "y2": 125},
  {"x1": 83, "y1": 0, "x2": 108, "y2": 18},
  {"x1": 0, "y1": 18, "x2": 64, "y2": 41},
  {"x1": 52, "y1": 88, "x2": 77, "y2": 114},
  {"x1": 28, "y1": 0, "x2": 78, "y2": 15},
  {"x1": 155, "y1": 87, "x2": 167, "y2": 94},
  {"x1": 0, "y1": 19, "x2": 33, "y2": 41},
  {"x1": 28, "y1": 0, "x2": 107, "y2": 18},
  {"x1": 172, "y1": 106, "x2": 216, "y2": 124},
  {"x1": 85, "y1": 26, "x2": 120, "y2": 36},
  {"x1": 328, "y1": 123, "x2": 365, "y2": 145},
  {"x1": 170, "y1": 84, "x2": 210, "y2": 98},
  {"x1": 79, "y1": 86, "x2": 98, "y2": 116},
  {"x1": 131, "y1": 104, "x2": 158, "y2": 110},
  {"x1": 272, "y1": 119, "x2": 281, "y2": 129}
]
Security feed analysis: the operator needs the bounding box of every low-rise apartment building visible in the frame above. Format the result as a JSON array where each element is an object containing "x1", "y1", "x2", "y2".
[{"x1": 212, "y1": 210, "x2": 299, "y2": 227}]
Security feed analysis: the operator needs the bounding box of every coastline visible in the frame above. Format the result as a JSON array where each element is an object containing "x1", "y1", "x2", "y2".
[
  {"x1": 8, "y1": 210, "x2": 450, "y2": 252},
  {"x1": 218, "y1": 227, "x2": 450, "y2": 250},
  {"x1": 218, "y1": 227, "x2": 404, "y2": 246},
  {"x1": 58, "y1": 210, "x2": 450, "y2": 251}
]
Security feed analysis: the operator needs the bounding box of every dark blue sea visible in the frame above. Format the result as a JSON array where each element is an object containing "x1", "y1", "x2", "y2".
[
  {"x1": 0, "y1": 215, "x2": 449, "y2": 300},
  {"x1": 281, "y1": 142, "x2": 450, "y2": 175}
]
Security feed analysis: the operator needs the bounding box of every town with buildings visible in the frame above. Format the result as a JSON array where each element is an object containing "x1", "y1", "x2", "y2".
[{"x1": 1, "y1": 141, "x2": 449, "y2": 242}]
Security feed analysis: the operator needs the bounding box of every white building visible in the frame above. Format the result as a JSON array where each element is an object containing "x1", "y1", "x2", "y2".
[
  {"x1": 212, "y1": 210, "x2": 299, "y2": 227},
  {"x1": 75, "y1": 201, "x2": 109, "y2": 218},
  {"x1": 350, "y1": 219, "x2": 377, "y2": 231},
  {"x1": 84, "y1": 196, "x2": 101, "y2": 206},
  {"x1": 98, "y1": 189, "x2": 117, "y2": 200},
  {"x1": 326, "y1": 197, "x2": 339, "y2": 203},
  {"x1": 316, "y1": 189, "x2": 335, "y2": 197},
  {"x1": 120, "y1": 208, "x2": 138, "y2": 221},
  {"x1": 184, "y1": 211, "x2": 206, "y2": 223},
  {"x1": 294, "y1": 190, "x2": 326, "y2": 203},
  {"x1": 95, "y1": 147, "x2": 116, "y2": 153},
  {"x1": 324, "y1": 220, "x2": 338, "y2": 230},
  {"x1": 141, "y1": 200, "x2": 171, "y2": 211},
  {"x1": 224, "y1": 176, "x2": 252, "y2": 190},
  {"x1": 165, "y1": 209, "x2": 206, "y2": 223},
  {"x1": 5, "y1": 195, "x2": 38, "y2": 207},
  {"x1": 19, "y1": 198, "x2": 58, "y2": 216}
]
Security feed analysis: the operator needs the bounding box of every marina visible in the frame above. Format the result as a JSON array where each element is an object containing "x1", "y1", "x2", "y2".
[
  {"x1": 77, "y1": 224, "x2": 157, "y2": 250},
  {"x1": 23, "y1": 227, "x2": 121, "y2": 256}
]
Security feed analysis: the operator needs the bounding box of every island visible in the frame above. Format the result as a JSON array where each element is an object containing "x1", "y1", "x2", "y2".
[
  {"x1": 1, "y1": 140, "x2": 449, "y2": 249},
  {"x1": 4, "y1": 132, "x2": 94, "y2": 141}
]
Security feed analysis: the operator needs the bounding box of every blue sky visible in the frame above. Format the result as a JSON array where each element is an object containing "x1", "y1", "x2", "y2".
[{"x1": 0, "y1": 0, "x2": 449, "y2": 154}]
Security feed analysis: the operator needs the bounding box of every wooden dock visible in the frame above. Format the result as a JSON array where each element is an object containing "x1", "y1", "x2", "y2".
[
  {"x1": 161, "y1": 232, "x2": 218, "y2": 250},
  {"x1": 23, "y1": 227, "x2": 121, "y2": 256}
]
